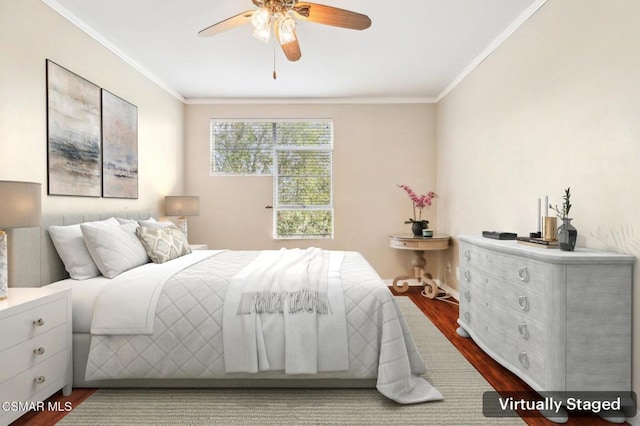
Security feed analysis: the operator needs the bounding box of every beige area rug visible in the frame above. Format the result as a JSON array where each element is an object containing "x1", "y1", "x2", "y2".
[{"x1": 59, "y1": 297, "x2": 524, "y2": 425}]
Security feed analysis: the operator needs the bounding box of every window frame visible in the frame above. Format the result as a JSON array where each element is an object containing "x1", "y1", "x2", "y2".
[{"x1": 210, "y1": 118, "x2": 334, "y2": 240}]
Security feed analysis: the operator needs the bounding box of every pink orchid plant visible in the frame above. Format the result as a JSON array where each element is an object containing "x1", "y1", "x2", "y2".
[{"x1": 398, "y1": 184, "x2": 438, "y2": 223}]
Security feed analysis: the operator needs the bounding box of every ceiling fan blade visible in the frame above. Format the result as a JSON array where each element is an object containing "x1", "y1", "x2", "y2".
[
  {"x1": 292, "y1": 2, "x2": 371, "y2": 30},
  {"x1": 276, "y1": 26, "x2": 302, "y2": 62},
  {"x1": 198, "y1": 10, "x2": 254, "y2": 37}
]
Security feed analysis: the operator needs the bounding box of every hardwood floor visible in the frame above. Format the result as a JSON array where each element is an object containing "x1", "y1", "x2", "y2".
[
  {"x1": 12, "y1": 287, "x2": 628, "y2": 425},
  {"x1": 10, "y1": 388, "x2": 95, "y2": 426}
]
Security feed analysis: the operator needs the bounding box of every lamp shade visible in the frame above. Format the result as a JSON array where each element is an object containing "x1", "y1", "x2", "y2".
[
  {"x1": 165, "y1": 196, "x2": 200, "y2": 217},
  {"x1": 0, "y1": 181, "x2": 41, "y2": 228}
]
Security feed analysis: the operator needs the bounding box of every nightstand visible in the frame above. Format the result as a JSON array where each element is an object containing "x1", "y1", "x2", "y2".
[
  {"x1": 0, "y1": 287, "x2": 72, "y2": 425},
  {"x1": 190, "y1": 244, "x2": 208, "y2": 250},
  {"x1": 389, "y1": 234, "x2": 450, "y2": 295}
]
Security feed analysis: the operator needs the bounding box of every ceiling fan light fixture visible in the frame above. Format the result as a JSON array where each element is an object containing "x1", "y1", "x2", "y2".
[
  {"x1": 251, "y1": 7, "x2": 271, "y2": 31},
  {"x1": 199, "y1": 0, "x2": 371, "y2": 64},
  {"x1": 253, "y1": 26, "x2": 271, "y2": 43},
  {"x1": 278, "y1": 12, "x2": 296, "y2": 34}
]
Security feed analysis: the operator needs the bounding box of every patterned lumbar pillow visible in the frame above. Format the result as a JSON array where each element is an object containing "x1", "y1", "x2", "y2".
[{"x1": 136, "y1": 225, "x2": 192, "y2": 264}]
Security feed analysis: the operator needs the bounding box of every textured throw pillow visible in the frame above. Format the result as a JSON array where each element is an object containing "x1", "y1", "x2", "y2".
[
  {"x1": 81, "y1": 221, "x2": 150, "y2": 278},
  {"x1": 136, "y1": 225, "x2": 192, "y2": 264},
  {"x1": 48, "y1": 217, "x2": 119, "y2": 280}
]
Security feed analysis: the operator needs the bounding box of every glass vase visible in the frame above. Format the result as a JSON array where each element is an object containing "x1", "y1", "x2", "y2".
[{"x1": 557, "y1": 218, "x2": 577, "y2": 251}]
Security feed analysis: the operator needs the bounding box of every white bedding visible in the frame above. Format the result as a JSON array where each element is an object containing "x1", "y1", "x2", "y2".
[
  {"x1": 223, "y1": 249, "x2": 348, "y2": 375},
  {"x1": 51, "y1": 250, "x2": 443, "y2": 404},
  {"x1": 47, "y1": 276, "x2": 108, "y2": 333},
  {"x1": 90, "y1": 250, "x2": 221, "y2": 334}
]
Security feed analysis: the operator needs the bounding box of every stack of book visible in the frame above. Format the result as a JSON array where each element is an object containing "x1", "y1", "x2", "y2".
[
  {"x1": 482, "y1": 231, "x2": 517, "y2": 240},
  {"x1": 515, "y1": 236, "x2": 559, "y2": 249}
]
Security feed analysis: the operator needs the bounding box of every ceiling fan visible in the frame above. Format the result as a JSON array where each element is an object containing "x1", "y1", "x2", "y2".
[{"x1": 198, "y1": 0, "x2": 372, "y2": 63}]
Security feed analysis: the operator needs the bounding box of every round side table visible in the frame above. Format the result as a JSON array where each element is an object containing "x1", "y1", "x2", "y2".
[{"x1": 389, "y1": 234, "x2": 450, "y2": 297}]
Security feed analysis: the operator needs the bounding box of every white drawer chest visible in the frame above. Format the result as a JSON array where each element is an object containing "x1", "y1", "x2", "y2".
[
  {"x1": 0, "y1": 287, "x2": 72, "y2": 426},
  {"x1": 457, "y1": 236, "x2": 634, "y2": 421}
]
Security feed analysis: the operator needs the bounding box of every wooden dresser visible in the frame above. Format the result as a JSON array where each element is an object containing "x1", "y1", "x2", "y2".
[
  {"x1": 0, "y1": 287, "x2": 72, "y2": 425},
  {"x1": 457, "y1": 236, "x2": 634, "y2": 421}
]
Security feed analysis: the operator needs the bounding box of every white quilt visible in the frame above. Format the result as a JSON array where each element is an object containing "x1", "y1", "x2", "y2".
[
  {"x1": 85, "y1": 250, "x2": 443, "y2": 404},
  {"x1": 90, "y1": 250, "x2": 221, "y2": 335}
]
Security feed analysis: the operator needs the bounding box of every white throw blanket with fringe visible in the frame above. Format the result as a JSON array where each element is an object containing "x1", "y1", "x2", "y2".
[{"x1": 223, "y1": 248, "x2": 348, "y2": 375}]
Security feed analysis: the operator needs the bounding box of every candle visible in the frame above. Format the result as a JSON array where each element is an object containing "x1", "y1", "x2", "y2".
[
  {"x1": 544, "y1": 195, "x2": 549, "y2": 217},
  {"x1": 537, "y1": 198, "x2": 541, "y2": 232}
]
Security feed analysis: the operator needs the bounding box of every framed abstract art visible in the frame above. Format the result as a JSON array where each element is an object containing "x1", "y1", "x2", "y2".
[
  {"x1": 46, "y1": 60, "x2": 102, "y2": 197},
  {"x1": 101, "y1": 90, "x2": 138, "y2": 199}
]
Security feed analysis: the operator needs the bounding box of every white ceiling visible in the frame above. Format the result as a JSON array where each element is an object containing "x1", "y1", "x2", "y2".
[{"x1": 43, "y1": 0, "x2": 545, "y2": 103}]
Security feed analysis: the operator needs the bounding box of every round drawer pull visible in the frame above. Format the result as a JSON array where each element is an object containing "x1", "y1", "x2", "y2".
[
  {"x1": 518, "y1": 296, "x2": 529, "y2": 311},
  {"x1": 34, "y1": 376, "x2": 46, "y2": 384},
  {"x1": 463, "y1": 311, "x2": 471, "y2": 323},
  {"x1": 463, "y1": 270, "x2": 471, "y2": 282},
  {"x1": 33, "y1": 318, "x2": 45, "y2": 327},
  {"x1": 463, "y1": 250, "x2": 471, "y2": 261},
  {"x1": 34, "y1": 347, "x2": 46, "y2": 355},
  {"x1": 464, "y1": 291, "x2": 471, "y2": 302},
  {"x1": 518, "y1": 352, "x2": 530, "y2": 369},
  {"x1": 517, "y1": 267, "x2": 530, "y2": 282},
  {"x1": 518, "y1": 323, "x2": 530, "y2": 340}
]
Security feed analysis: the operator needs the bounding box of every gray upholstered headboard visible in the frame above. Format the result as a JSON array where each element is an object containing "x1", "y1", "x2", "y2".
[{"x1": 8, "y1": 211, "x2": 151, "y2": 287}]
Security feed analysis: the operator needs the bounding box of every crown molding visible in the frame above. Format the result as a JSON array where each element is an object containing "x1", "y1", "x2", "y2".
[
  {"x1": 185, "y1": 97, "x2": 437, "y2": 105},
  {"x1": 436, "y1": 0, "x2": 548, "y2": 102},
  {"x1": 41, "y1": 0, "x2": 186, "y2": 103}
]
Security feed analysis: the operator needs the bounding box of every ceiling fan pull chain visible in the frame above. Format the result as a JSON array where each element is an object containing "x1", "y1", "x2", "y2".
[{"x1": 273, "y1": 38, "x2": 277, "y2": 80}]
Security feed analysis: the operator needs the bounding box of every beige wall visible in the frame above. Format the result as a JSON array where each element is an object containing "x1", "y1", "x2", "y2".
[
  {"x1": 0, "y1": 0, "x2": 185, "y2": 217},
  {"x1": 185, "y1": 103, "x2": 438, "y2": 278},
  {"x1": 436, "y1": 0, "x2": 640, "y2": 409}
]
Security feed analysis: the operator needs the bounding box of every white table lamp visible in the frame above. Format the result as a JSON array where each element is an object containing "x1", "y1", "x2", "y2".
[
  {"x1": 165, "y1": 196, "x2": 200, "y2": 241},
  {"x1": 0, "y1": 181, "x2": 41, "y2": 300}
]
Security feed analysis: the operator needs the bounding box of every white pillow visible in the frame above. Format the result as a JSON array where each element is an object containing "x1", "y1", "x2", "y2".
[
  {"x1": 116, "y1": 217, "x2": 156, "y2": 225},
  {"x1": 81, "y1": 221, "x2": 149, "y2": 278},
  {"x1": 48, "y1": 217, "x2": 119, "y2": 280},
  {"x1": 139, "y1": 219, "x2": 175, "y2": 229},
  {"x1": 115, "y1": 217, "x2": 138, "y2": 225}
]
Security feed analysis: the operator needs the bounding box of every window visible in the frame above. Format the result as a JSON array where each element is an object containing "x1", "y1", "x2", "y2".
[{"x1": 211, "y1": 120, "x2": 333, "y2": 239}]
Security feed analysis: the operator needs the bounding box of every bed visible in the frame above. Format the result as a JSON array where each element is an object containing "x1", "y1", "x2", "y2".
[{"x1": 33, "y1": 212, "x2": 442, "y2": 404}]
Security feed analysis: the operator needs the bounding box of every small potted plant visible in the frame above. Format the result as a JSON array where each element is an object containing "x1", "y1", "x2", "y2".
[
  {"x1": 549, "y1": 187, "x2": 577, "y2": 251},
  {"x1": 398, "y1": 184, "x2": 437, "y2": 236}
]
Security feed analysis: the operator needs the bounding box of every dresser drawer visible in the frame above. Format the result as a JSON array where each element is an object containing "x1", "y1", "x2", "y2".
[
  {"x1": 0, "y1": 298, "x2": 67, "y2": 353},
  {"x1": 0, "y1": 324, "x2": 68, "y2": 385},
  {"x1": 460, "y1": 242, "x2": 480, "y2": 265},
  {"x1": 0, "y1": 350, "x2": 67, "y2": 403},
  {"x1": 458, "y1": 264, "x2": 487, "y2": 295},
  {"x1": 390, "y1": 237, "x2": 449, "y2": 250},
  {"x1": 462, "y1": 286, "x2": 547, "y2": 352},
  {"x1": 458, "y1": 289, "x2": 484, "y2": 329},
  {"x1": 477, "y1": 296, "x2": 547, "y2": 354},
  {"x1": 476, "y1": 319, "x2": 546, "y2": 389},
  {"x1": 462, "y1": 244, "x2": 551, "y2": 295},
  {"x1": 482, "y1": 274, "x2": 548, "y2": 325},
  {"x1": 391, "y1": 239, "x2": 420, "y2": 249}
]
